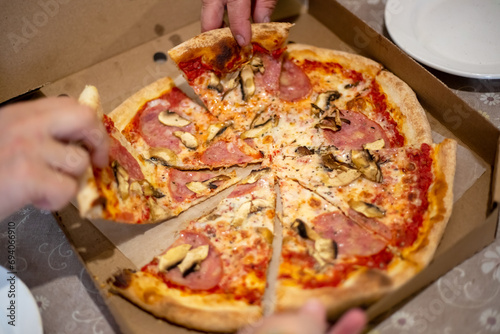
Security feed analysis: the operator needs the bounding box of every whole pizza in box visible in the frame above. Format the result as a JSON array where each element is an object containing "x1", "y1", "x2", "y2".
[{"x1": 76, "y1": 23, "x2": 456, "y2": 332}]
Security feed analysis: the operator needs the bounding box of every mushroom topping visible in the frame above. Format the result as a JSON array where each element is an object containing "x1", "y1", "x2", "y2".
[
  {"x1": 157, "y1": 244, "x2": 192, "y2": 272},
  {"x1": 173, "y1": 131, "x2": 198, "y2": 149},
  {"x1": 111, "y1": 161, "x2": 130, "y2": 200},
  {"x1": 351, "y1": 150, "x2": 383, "y2": 183},
  {"x1": 257, "y1": 227, "x2": 273, "y2": 244},
  {"x1": 206, "y1": 122, "x2": 231, "y2": 142},
  {"x1": 349, "y1": 199, "x2": 385, "y2": 218},
  {"x1": 363, "y1": 139, "x2": 385, "y2": 152},
  {"x1": 240, "y1": 117, "x2": 276, "y2": 139},
  {"x1": 250, "y1": 56, "x2": 265, "y2": 74},
  {"x1": 147, "y1": 197, "x2": 170, "y2": 222},
  {"x1": 221, "y1": 71, "x2": 240, "y2": 92},
  {"x1": 291, "y1": 219, "x2": 320, "y2": 240},
  {"x1": 314, "y1": 91, "x2": 342, "y2": 111},
  {"x1": 138, "y1": 180, "x2": 165, "y2": 198},
  {"x1": 158, "y1": 110, "x2": 191, "y2": 127},
  {"x1": 295, "y1": 146, "x2": 314, "y2": 156},
  {"x1": 242, "y1": 168, "x2": 270, "y2": 184},
  {"x1": 321, "y1": 153, "x2": 353, "y2": 172},
  {"x1": 207, "y1": 72, "x2": 223, "y2": 93},
  {"x1": 177, "y1": 245, "x2": 210, "y2": 276},
  {"x1": 185, "y1": 175, "x2": 232, "y2": 195},
  {"x1": 314, "y1": 238, "x2": 338, "y2": 262},
  {"x1": 129, "y1": 181, "x2": 142, "y2": 195},
  {"x1": 292, "y1": 219, "x2": 338, "y2": 265},
  {"x1": 232, "y1": 201, "x2": 252, "y2": 228},
  {"x1": 146, "y1": 148, "x2": 179, "y2": 167},
  {"x1": 324, "y1": 169, "x2": 361, "y2": 187},
  {"x1": 240, "y1": 64, "x2": 255, "y2": 101}
]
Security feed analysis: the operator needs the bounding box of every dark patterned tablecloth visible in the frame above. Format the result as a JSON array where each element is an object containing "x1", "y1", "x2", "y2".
[{"x1": 1, "y1": 1, "x2": 500, "y2": 333}]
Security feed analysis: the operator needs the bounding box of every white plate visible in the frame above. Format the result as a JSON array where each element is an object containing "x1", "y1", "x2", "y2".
[
  {"x1": 0, "y1": 266, "x2": 43, "y2": 334},
  {"x1": 385, "y1": 0, "x2": 500, "y2": 79}
]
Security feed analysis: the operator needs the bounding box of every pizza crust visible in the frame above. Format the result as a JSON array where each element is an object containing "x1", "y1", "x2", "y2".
[
  {"x1": 110, "y1": 270, "x2": 262, "y2": 333},
  {"x1": 168, "y1": 22, "x2": 293, "y2": 73},
  {"x1": 276, "y1": 268, "x2": 392, "y2": 319},
  {"x1": 402, "y1": 139, "x2": 457, "y2": 266},
  {"x1": 375, "y1": 70, "x2": 433, "y2": 146},
  {"x1": 285, "y1": 43, "x2": 384, "y2": 78},
  {"x1": 108, "y1": 77, "x2": 175, "y2": 131},
  {"x1": 76, "y1": 85, "x2": 105, "y2": 218}
]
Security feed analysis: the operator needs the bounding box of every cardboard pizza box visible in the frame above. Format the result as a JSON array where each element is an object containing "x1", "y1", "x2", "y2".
[{"x1": 2, "y1": 0, "x2": 499, "y2": 332}]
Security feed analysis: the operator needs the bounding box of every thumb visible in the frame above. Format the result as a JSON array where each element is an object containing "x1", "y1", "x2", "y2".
[{"x1": 327, "y1": 309, "x2": 367, "y2": 334}]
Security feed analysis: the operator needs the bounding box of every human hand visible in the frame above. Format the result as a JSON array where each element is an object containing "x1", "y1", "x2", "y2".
[
  {"x1": 0, "y1": 97, "x2": 109, "y2": 219},
  {"x1": 238, "y1": 300, "x2": 367, "y2": 334},
  {"x1": 201, "y1": 0, "x2": 278, "y2": 46}
]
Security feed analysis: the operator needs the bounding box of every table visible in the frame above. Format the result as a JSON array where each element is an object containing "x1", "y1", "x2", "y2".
[{"x1": 1, "y1": 1, "x2": 500, "y2": 333}]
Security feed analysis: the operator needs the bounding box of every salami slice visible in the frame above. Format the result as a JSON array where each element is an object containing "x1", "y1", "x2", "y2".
[
  {"x1": 108, "y1": 136, "x2": 144, "y2": 180},
  {"x1": 279, "y1": 58, "x2": 312, "y2": 102},
  {"x1": 322, "y1": 109, "x2": 391, "y2": 150},
  {"x1": 168, "y1": 169, "x2": 216, "y2": 203},
  {"x1": 312, "y1": 212, "x2": 387, "y2": 257},
  {"x1": 201, "y1": 140, "x2": 255, "y2": 165}
]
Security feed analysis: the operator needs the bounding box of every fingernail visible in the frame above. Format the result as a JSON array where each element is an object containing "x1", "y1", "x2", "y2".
[
  {"x1": 236, "y1": 34, "x2": 246, "y2": 46},
  {"x1": 263, "y1": 16, "x2": 271, "y2": 23}
]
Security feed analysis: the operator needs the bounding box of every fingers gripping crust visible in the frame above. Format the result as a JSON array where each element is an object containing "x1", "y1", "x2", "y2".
[{"x1": 168, "y1": 22, "x2": 293, "y2": 73}]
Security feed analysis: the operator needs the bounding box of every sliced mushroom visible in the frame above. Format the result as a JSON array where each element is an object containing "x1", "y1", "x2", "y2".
[
  {"x1": 349, "y1": 199, "x2": 385, "y2": 218},
  {"x1": 206, "y1": 122, "x2": 231, "y2": 142},
  {"x1": 221, "y1": 71, "x2": 240, "y2": 92},
  {"x1": 137, "y1": 180, "x2": 165, "y2": 198},
  {"x1": 250, "y1": 199, "x2": 269, "y2": 213},
  {"x1": 173, "y1": 131, "x2": 198, "y2": 149},
  {"x1": 208, "y1": 72, "x2": 223, "y2": 93},
  {"x1": 351, "y1": 150, "x2": 383, "y2": 183},
  {"x1": 314, "y1": 91, "x2": 342, "y2": 111},
  {"x1": 158, "y1": 110, "x2": 191, "y2": 127},
  {"x1": 316, "y1": 116, "x2": 341, "y2": 132},
  {"x1": 257, "y1": 227, "x2": 273, "y2": 244},
  {"x1": 363, "y1": 139, "x2": 385, "y2": 152},
  {"x1": 240, "y1": 117, "x2": 276, "y2": 139},
  {"x1": 321, "y1": 153, "x2": 353, "y2": 172},
  {"x1": 146, "y1": 148, "x2": 179, "y2": 167},
  {"x1": 242, "y1": 168, "x2": 270, "y2": 184},
  {"x1": 157, "y1": 244, "x2": 192, "y2": 272},
  {"x1": 185, "y1": 175, "x2": 232, "y2": 195},
  {"x1": 324, "y1": 169, "x2": 361, "y2": 187},
  {"x1": 177, "y1": 245, "x2": 210, "y2": 276},
  {"x1": 250, "y1": 56, "x2": 265, "y2": 74},
  {"x1": 314, "y1": 238, "x2": 338, "y2": 262},
  {"x1": 232, "y1": 201, "x2": 252, "y2": 228},
  {"x1": 240, "y1": 64, "x2": 255, "y2": 101},
  {"x1": 296, "y1": 146, "x2": 314, "y2": 156},
  {"x1": 250, "y1": 109, "x2": 270, "y2": 128},
  {"x1": 112, "y1": 161, "x2": 129, "y2": 200},
  {"x1": 147, "y1": 197, "x2": 170, "y2": 221},
  {"x1": 291, "y1": 219, "x2": 320, "y2": 240},
  {"x1": 129, "y1": 181, "x2": 142, "y2": 195}
]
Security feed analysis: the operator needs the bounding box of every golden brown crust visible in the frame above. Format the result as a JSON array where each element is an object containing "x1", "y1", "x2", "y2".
[
  {"x1": 276, "y1": 268, "x2": 392, "y2": 319},
  {"x1": 76, "y1": 85, "x2": 105, "y2": 218},
  {"x1": 168, "y1": 23, "x2": 293, "y2": 73},
  {"x1": 375, "y1": 70, "x2": 433, "y2": 146},
  {"x1": 108, "y1": 77, "x2": 175, "y2": 131},
  {"x1": 110, "y1": 270, "x2": 261, "y2": 333},
  {"x1": 286, "y1": 43, "x2": 384, "y2": 78},
  {"x1": 402, "y1": 139, "x2": 457, "y2": 266}
]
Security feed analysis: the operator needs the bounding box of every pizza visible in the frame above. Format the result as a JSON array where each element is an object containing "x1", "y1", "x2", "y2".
[{"x1": 75, "y1": 22, "x2": 457, "y2": 332}]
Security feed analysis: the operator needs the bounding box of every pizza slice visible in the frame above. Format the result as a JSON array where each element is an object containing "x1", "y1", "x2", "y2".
[
  {"x1": 276, "y1": 178, "x2": 416, "y2": 317},
  {"x1": 77, "y1": 85, "x2": 240, "y2": 224},
  {"x1": 109, "y1": 168, "x2": 276, "y2": 332},
  {"x1": 109, "y1": 77, "x2": 263, "y2": 170},
  {"x1": 271, "y1": 139, "x2": 456, "y2": 266},
  {"x1": 168, "y1": 23, "x2": 292, "y2": 132}
]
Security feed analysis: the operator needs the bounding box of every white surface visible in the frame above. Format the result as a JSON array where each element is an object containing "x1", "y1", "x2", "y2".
[
  {"x1": 0, "y1": 266, "x2": 43, "y2": 334},
  {"x1": 385, "y1": 0, "x2": 500, "y2": 78}
]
